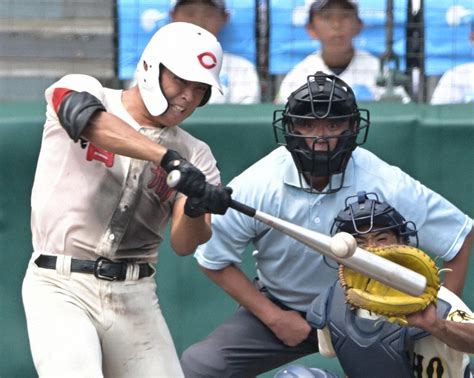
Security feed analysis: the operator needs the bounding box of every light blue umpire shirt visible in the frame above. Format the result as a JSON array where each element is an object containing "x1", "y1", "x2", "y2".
[{"x1": 195, "y1": 146, "x2": 473, "y2": 312}]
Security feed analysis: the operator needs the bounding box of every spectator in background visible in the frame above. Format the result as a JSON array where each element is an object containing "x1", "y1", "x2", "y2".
[
  {"x1": 430, "y1": 21, "x2": 474, "y2": 104},
  {"x1": 275, "y1": 0, "x2": 409, "y2": 103},
  {"x1": 171, "y1": 0, "x2": 261, "y2": 104},
  {"x1": 430, "y1": 62, "x2": 474, "y2": 104}
]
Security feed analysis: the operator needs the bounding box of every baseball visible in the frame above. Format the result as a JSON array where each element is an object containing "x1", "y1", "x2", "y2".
[{"x1": 330, "y1": 232, "x2": 357, "y2": 258}]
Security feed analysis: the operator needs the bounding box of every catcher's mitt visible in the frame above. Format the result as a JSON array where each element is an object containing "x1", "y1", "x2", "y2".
[{"x1": 339, "y1": 245, "x2": 441, "y2": 325}]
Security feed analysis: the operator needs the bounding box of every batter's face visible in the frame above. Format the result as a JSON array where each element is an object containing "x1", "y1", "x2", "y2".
[
  {"x1": 355, "y1": 229, "x2": 400, "y2": 248},
  {"x1": 171, "y1": 3, "x2": 228, "y2": 37},
  {"x1": 157, "y1": 66, "x2": 209, "y2": 127},
  {"x1": 291, "y1": 118, "x2": 350, "y2": 151}
]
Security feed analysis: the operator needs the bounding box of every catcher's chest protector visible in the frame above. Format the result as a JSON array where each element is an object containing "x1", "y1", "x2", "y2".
[{"x1": 307, "y1": 284, "x2": 451, "y2": 378}]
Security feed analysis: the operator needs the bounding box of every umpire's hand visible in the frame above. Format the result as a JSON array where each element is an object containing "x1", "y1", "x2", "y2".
[{"x1": 184, "y1": 185, "x2": 233, "y2": 218}]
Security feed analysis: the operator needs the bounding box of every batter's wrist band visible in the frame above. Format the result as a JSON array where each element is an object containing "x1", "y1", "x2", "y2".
[{"x1": 160, "y1": 149, "x2": 183, "y2": 171}]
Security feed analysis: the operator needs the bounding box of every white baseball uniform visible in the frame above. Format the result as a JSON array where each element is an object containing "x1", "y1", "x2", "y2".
[
  {"x1": 430, "y1": 62, "x2": 474, "y2": 104},
  {"x1": 274, "y1": 49, "x2": 410, "y2": 104},
  {"x1": 22, "y1": 74, "x2": 221, "y2": 377},
  {"x1": 318, "y1": 286, "x2": 473, "y2": 377}
]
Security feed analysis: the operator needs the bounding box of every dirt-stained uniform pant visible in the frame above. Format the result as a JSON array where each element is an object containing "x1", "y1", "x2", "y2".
[
  {"x1": 180, "y1": 295, "x2": 319, "y2": 378},
  {"x1": 22, "y1": 254, "x2": 183, "y2": 378}
]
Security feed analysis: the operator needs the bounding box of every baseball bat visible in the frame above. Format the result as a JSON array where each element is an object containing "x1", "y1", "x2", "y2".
[{"x1": 166, "y1": 171, "x2": 426, "y2": 296}]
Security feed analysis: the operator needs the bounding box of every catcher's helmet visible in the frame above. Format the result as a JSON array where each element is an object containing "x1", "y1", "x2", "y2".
[
  {"x1": 273, "y1": 72, "x2": 370, "y2": 193},
  {"x1": 136, "y1": 22, "x2": 223, "y2": 116},
  {"x1": 331, "y1": 191, "x2": 418, "y2": 246}
]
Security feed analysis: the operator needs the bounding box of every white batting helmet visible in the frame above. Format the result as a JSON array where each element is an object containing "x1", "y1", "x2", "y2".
[{"x1": 136, "y1": 22, "x2": 223, "y2": 116}]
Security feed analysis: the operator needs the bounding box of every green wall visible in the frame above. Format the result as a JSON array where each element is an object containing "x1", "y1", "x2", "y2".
[{"x1": 0, "y1": 102, "x2": 473, "y2": 377}]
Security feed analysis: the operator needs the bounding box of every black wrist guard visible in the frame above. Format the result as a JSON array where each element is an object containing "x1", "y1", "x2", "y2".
[
  {"x1": 184, "y1": 185, "x2": 233, "y2": 218},
  {"x1": 161, "y1": 149, "x2": 207, "y2": 197},
  {"x1": 160, "y1": 149, "x2": 185, "y2": 173},
  {"x1": 57, "y1": 91, "x2": 106, "y2": 142}
]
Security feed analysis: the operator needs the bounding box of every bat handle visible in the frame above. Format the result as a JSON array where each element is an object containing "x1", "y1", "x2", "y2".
[{"x1": 230, "y1": 200, "x2": 256, "y2": 218}]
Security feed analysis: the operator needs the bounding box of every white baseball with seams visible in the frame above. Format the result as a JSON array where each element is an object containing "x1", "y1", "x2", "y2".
[{"x1": 330, "y1": 232, "x2": 357, "y2": 258}]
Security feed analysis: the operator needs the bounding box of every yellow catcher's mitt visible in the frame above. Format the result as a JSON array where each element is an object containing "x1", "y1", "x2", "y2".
[{"x1": 339, "y1": 245, "x2": 441, "y2": 325}]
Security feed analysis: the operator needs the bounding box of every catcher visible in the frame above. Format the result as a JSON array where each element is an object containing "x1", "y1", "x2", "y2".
[{"x1": 303, "y1": 192, "x2": 473, "y2": 377}]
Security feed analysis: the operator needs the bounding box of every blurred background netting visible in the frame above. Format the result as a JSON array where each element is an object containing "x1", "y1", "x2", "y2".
[{"x1": 0, "y1": 0, "x2": 472, "y2": 103}]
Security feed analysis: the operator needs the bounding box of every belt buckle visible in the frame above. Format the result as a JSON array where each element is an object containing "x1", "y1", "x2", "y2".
[{"x1": 94, "y1": 257, "x2": 120, "y2": 281}]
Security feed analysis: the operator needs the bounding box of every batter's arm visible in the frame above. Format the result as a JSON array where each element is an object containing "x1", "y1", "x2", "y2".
[
  {"x1": 200, "y1": 264, "x2": 312, "y2": 347},
  {"x1": 50, "y1": 86, "x2": 168, "y2": 164},
  {"x1": 169, "y1": 197, "x2": 212, "y2": 256},
  {"x1": 85, "y1": 112, "x2": 213, "y2": 201},
  {"x1": 83, "y1": 111, "x2": 167, "y2": 165},
  {"x1": 442, "y1": 227, "x2": 474, "y2": 296}
]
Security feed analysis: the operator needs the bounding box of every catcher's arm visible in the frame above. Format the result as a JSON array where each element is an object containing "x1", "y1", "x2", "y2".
[
  {"x1": 407, "y1": 304, "x2": 474, "y2": 354},
  {"x1": 442, "y1": 228, "x2": 474, "y2": 296}
]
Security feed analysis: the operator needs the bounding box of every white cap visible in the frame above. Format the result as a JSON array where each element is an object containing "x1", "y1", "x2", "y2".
[{"x1": 136, "y1": 22, "x2": 223, "y2": 116}]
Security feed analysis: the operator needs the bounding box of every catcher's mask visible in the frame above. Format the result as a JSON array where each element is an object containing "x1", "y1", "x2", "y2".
[
  {"x1": 136, "y1": 22, "x2": 223, "y2": 116},
  {"x1": 273, "y1": 72, "x2": 370, "y2": 193},
  {"x1": 331, "y1": 191, "x2": 419, "y2": 246}
]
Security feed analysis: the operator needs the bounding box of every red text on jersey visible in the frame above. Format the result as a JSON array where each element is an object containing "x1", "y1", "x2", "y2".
[
  {"x1": 148, "y1": 166, "x2": 174, "y2": 202},
  {"x1": 86, "y1": 143, "x2": 115, "y2": 168}
]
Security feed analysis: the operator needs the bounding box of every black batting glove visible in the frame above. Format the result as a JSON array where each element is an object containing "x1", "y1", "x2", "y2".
[
  {"x1": 184, "y1": 185, "x2": 233, "y2": 218},
  {"x1": 161, "y1": 149, "x2": 206, "y2": 197}
]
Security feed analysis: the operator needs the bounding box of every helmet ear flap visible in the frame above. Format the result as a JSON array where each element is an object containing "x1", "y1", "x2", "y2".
[{"x1": 199, "y1": 87, "x2": 212, "y2": 107}]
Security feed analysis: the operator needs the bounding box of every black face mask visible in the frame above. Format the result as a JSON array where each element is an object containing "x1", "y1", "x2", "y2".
[
  {"x1": 284, "y1": 129, "x2": 357, "y2": 178},
  {"x1": 272, "y1": 72, "x2": 370, "y2": 193}
]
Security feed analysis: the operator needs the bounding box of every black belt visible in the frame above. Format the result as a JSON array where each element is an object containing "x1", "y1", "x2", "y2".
[{"x1": 35, "y1": 255, "x2": 154, "y2": 281}]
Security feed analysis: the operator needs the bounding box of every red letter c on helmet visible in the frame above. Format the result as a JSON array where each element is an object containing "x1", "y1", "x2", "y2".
[{"x1": 197, "y1": 52, "x2": 217, "y2": 69}]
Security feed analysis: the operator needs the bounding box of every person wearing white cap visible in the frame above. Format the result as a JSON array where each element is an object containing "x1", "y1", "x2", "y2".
[
  {"x1": 275, "y1": 0, "x2": 409, "y2": 103},
  {"x1": 22, "y1": 21, "x2": 231, "y2": 377}
]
